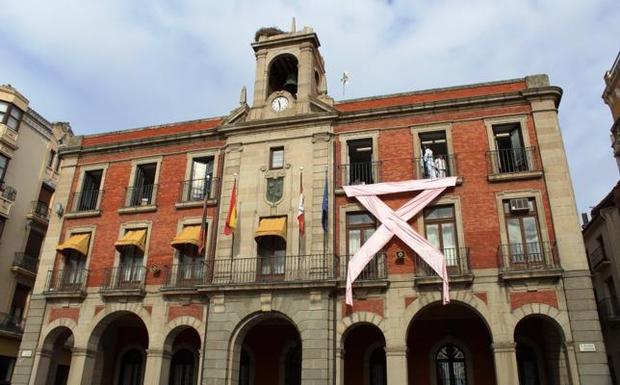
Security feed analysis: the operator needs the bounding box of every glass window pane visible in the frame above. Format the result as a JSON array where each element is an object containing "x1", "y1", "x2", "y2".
[
  {"x1": 363, "y1": 228, "x2": 375, "y2": 242},
  {"x1": 271, "y1": 148, "x2": 284, "y2": 168},
  {"x1": 507, "y1": 218, "x2": 523, "y2": 245},
  {"x1": 425, "y1": 206, "x2": 453, "y2": 220},
  {"x1": 0, "y1": 102, "x2": 8, "y2": 113},
  {"x1": 9, "y1": 107, "x2": 22, "y2": 119},
  {"x1": 522, "y1": 217, "x2": 540, "y2": 244},
  {"x1": 442, "y1": 223, "x2": 456, "y2": 249},
  {"x1": 425, "y1": 224, "x2": 440, "y2": 249},
  {"x1": 348, "y1": 230, "x2": 361, "y2": 255},
  {"x1": 7, "y1": 117, "x2": 19, "y2": 129},
  {"x1": 348, "y1": 212, "x2": 374, "y2": 225}
]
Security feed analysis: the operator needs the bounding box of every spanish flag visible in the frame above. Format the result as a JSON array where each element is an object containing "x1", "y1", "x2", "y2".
[{"x1": 224, "y1": 179, "x2": 237, "y2": 235}]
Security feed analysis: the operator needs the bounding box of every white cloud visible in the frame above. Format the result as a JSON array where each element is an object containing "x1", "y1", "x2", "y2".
[{"x1": 0, "y1": 0, "x2": 618, "y2": 212}]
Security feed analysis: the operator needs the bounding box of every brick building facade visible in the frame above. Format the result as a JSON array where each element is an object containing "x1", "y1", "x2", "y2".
[{"x1": 11, "y1": 26, "x2": 612, "y2": 385}]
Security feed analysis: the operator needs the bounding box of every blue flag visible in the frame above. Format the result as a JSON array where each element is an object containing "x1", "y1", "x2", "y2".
[{"x1": 321, "y1": 174, "x2": 328, "y2": 232}]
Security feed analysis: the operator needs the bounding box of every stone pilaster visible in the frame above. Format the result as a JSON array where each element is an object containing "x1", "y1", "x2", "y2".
[
  {"x1": 491, "y1": 342, "x2": 519, "y2": 385},
  {"x1": 385, "y1": 346, "x2": 408, "y2": 385}
]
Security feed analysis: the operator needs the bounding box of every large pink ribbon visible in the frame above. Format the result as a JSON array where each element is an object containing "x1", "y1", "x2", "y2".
[{"x1": 344, "y1": 178, "x2": 457, "y2": 305}]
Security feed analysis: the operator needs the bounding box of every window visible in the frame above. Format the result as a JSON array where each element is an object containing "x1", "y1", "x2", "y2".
[
  {"x1": 129, "y1": 163, "x2": 157, "y2": 206},
  {"x1": 0, "y1": 101, "x2": 23, "y2": 131},
  {"x1": 492, "y1": 123, "x2": 528, "y2": 173},
  {"x1": 436, "y1": 344, "x2": 467, "y2": 385},
  {"x1": 117, "y1": 349, "x2": 144, "y2": 385},
  {"x1": 187, "y1": 157, "x2": 214, "y2": 201},
  {"x1": 9, "y1": 283, "x2": 30, "y2": 326},
  {"x1": 77, "y1": 169, "x2": 103, "y2": 211},
  {"x1": 503, "y1": 198, "x2": 542, "y2": 263},
  {"x1": 419, "y1": 131, "x2": 454, "y2": 178},
  {"x1": 63, "y1": 248, "x2": 87, "y2": 288},
  {"x1": 369, "y1": 346, "x2": 387, "y2": 385},
  {"x1": 347, "y1": 139, "x2": 374, "y2": 184},
  {"x1": 24, "y1": 229, "x2": 45, "y2": 260},
  {"x1": 0, "y1": 355, "x2": 16, "y2": 385},
  {"x1": 270, "y1": 147, "x2": 284, "y2": 169},
  {"x1": 120, "y1": 243, "x2": 145, "y2": 285},
  {"x1": 424, "y1": 206, "x2": 458, "y2": 268},
  {"x1": 176, "y1": 225, "x2": 204, "y2": 283},
  {"x1": 346, "y1": 212, "x2": 381, "y2": 279},
  {"x1": 170, "y1": 349, "x2": 195, "y2": 385},
  {"x1": 47, "y1": 149, "x2": 56, "y2": 168},
  {"x1": 0, "y1": 154, "x2": 8, "y2": 182},
  {"x1": 257, "y1": 235, "x2": 286, "y2": 280}
]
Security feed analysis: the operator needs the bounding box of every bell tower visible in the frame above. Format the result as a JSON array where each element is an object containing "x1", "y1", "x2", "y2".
[{"x1": 247, "y1": 24, "x2": 331, "y2": 120}]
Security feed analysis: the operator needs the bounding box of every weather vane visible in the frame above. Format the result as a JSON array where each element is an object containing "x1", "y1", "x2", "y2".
[{"x1": 340, "y1": 71, "x2": 350, "y2": 97}]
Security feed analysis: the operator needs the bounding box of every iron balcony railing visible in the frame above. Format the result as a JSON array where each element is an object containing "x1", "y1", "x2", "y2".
[
  {"x1": 162, "y1": 263, "x2": 205, "y2": 289},
  {"x1": 338, "y1": 161, "x2": 381, "y2": 186},
  {"x1": 497, "y1": 241, "x2": 559, "y2": 272},
  {"x1": 205, "y1": 254, "x2": 339, "y2": 285},
  {"x1": 102, "y1": 266, "x2": 147, "y2": 291},
  {"x1": 124, "y1": 184, "x2": 157, "y2": 207},
  {"x1": 71, "y1": 189, "x2": 102, "y2": 211},
  {"x1": 0, "y1": 312, "x2": 23, "y2": 334},
  {"x1": 179, "y1": 177, "x2": 219, "y2": 203},
  {"x1": 337, "y1": 253, "x2": 388, "y2": 282},
  {"x1": 12, "y1": 252, "x2": 39, "y2": 274},
  {"x1": 44, "y1": 268, "x2": 88, "y2": 293},
  {"x1": 487, "y1": 147, "x2": 541, "y2": 175},
  {"x1": 598, "y1": 297, "x2": 620, "y2": 321},
  {"x1": 0, "y1": 183, "x2": 17, "y2": 201},
  {"x1": 30, "y1": 200, "x2": 50, "y2": 220},
  {"x1": 413, "y1": 154, "x2": 458, "y2": 179},
  {"x1": 415, "y1": 247, "x2": 470, "y2": 277},
  {"x1": 589, "y1": 246, "x2": 608, "y2": 269}
]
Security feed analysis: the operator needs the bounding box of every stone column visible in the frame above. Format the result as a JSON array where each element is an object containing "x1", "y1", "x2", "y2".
[
  {"x1": 252, "y1": 49, "x2": 268, "y2": 108},
  {"x1": 66, "y1": 347, "x2": 96, "y2": 385},
  {"x1": 491, "y1": 342, "x2": 519, "y2": 385},
  {"x1": 385, "y1": 346, "x2": 408, "y2": 385},
  {"x1": 143, "y1": 349, "x2": 170, "y2": 385}
]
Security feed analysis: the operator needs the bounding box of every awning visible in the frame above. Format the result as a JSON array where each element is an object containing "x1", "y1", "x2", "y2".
[
  {"x1": 57, "y1": 233, "x2": 90, "y2": 256},
  {"x1": 114, "y1": 229, "x2": 147, "y2": 252},
  {"x1": 171, "y1": 225, "x2": 201, "y2": 249},
  {"x1": 254, "y1": 217, "x2": 287, "y2": 241}
]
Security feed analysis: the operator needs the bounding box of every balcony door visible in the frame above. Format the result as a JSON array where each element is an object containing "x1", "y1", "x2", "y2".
[
  {"x1": 257, "y1": 235, "x2": 286, "y2": 281},
  {"x1": 424, "y1": 206, "x2": 458, "y2": 269},
  {"x1": 63, "y1": 250, "x2": 86, "y2": 290},
  {"x1": 346, "y1": 212, "x2": 379, "y2": 279},
  {"x1": 503, "y1": 199, "x2": 542, "y2": 264},
  {"x1": 120, "y1": 246, "x2": 144, "y2": 287},
  {"x1": 493, "y1": 123, "x2": 527, "y2": 173},
  {"x1": 347, "y1": 139, "x2": 374, "y2": 185},
  {"x1": 131, "y1": 163, "x2": 156, "y2": 206},
  {"x1": 189, "y1": 157, "x2": 214, "y2": 201}
]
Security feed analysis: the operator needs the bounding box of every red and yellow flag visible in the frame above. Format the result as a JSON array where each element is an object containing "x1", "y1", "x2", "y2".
[{"x1": 224, "y1": 179, "x2": 237, "y2": 235}]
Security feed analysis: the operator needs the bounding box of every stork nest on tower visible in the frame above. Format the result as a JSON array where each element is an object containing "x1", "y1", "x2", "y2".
[{"x1": 254, "y1": 27, "x2": 285, "y2": 42}]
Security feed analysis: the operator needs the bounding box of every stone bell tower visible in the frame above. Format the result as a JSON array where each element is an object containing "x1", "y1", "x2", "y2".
[{"x1": 247, "y1": 22, "x2": 332, "y2": 120}]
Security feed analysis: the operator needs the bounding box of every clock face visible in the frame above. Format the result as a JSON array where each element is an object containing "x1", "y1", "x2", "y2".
[{"x1": 271, "y1": 96, "x2": 289, "y2": 112}]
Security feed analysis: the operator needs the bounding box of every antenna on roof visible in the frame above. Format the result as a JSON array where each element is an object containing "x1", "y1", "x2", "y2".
[{"x1": 340, "y1": 72, "x2": 350, "y2": 97}]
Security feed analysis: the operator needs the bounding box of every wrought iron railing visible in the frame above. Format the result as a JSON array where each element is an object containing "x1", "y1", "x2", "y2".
[
  {"x1": 337, "y1": 253, "x2": 387, "y2": 282},
  {"x1": 415, "y1": 247, "x2": 470, "y2": 277},
  {"x1": 30, "y1": 200, "x2": 50, "y2": 220},
  {"x1": 205, "y1": 254, "x2": 338, "y2": 285},
  {"x1": 43, "y1": 268, "x2": 88, "y2": 293},
  {"x1": 71, "y1": 189, "x2": 102, "y2": 211},
  {"x1": 178, "y1": 177, "x2": 219, "y2": 203},
  {"x1": 162, "y1": 263, "x2": 205, "y2": 289},
  {"x1": 497, "y1": 241, "x2": 559, "y2": 272},
  {"x1": 102, "y1": 266, "x2": 147, "y2": 291},
  {"x1": 0, "y1": 183, "x2": 17, "y2": 201},
  {"x1": 589, "y1": 246, "x2": 608, "y2": 269},
  {"x1": 124, "y1": 184, "x2": 157, "y2": 207},
  {"x1": 338, "y1": 161, "x2": 382, "y2": 186},
  {"x1": 598, "y1": 297, "x2": 620, "y2": 321},
  {"x1": 413, "y1": 154, "x2": 458, "y2": 179},
  {"x1": 12, "y1": 252, "x2": 39, "y2": 274},
  {"x1": 487, "y1": 147, "x2": 540, "y2": 175},
  {"x1": 0, "y1": 312, "x2": 23, "y2": 334}
]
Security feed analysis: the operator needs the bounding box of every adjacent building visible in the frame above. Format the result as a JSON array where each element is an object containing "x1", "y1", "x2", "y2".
[
  {"x1": 0, "y1": 85, "x2": 72, "y2": 384},
  {"x1": 12, "y1": 26, "x2": 612, "y2": 385},
  {"x1": 582, "y1": 51, "x2": 620, "y2": 385}
]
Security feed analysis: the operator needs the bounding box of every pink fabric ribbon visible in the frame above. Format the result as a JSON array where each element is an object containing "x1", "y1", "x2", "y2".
[{"x1": 344, "y1": 177, "x2": 457, "y2": 305}]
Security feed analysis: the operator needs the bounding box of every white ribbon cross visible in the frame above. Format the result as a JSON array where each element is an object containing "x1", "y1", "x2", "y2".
[{"x1": 343, "y1": 177, "x2": 457, "y2": 305}]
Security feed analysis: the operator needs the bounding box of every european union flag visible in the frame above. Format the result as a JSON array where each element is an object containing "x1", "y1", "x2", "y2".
[{"x1": 321, "y1": 175, "x2": 328, "y2": 232}]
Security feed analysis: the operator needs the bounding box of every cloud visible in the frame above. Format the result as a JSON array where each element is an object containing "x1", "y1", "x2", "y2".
[{"x1": 0, "y1": 0, "x2": 618, "y2": 212}]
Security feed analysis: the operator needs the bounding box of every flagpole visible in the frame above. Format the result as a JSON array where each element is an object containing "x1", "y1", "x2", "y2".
[
  {"x1": 323, "y1": 167, "x2": 328, "y2": 259},
  {"x1": 230, "y1": 173, "x2": 237, "y2": 260},
  {"x1": 298, "y1": 167, "x2": 303, "y2": 257}
]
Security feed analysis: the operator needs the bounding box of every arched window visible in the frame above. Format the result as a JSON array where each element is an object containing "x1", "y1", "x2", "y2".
[
  {"x1": 118, "y1": 348, "x2": 144, "y2": 385},
  {"x1": 435, "y1": 344, "x2": 467, "y2": 385},
  {"x1": 169, "y1": 349, "x2": 195, "y2": 385},
  {"x1": 368, "y1": 346, "x2": 387, "y2": 385}
]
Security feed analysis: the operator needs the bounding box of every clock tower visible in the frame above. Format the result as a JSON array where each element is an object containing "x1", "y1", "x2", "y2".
[{"x1": 246, "y1": 24, "x2": 333, "y2": 120}]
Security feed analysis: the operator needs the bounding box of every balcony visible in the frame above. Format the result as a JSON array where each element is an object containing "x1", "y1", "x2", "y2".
[
  {"x1": 119, "y1": 185, "x2": 157, "y2": 214},
  {"x1": 67, "y1": 189, "x2": 102, "y2": 217},
  {"x1": 0, "y1": 124, "x2": 19, "y2": 153},
  {"x1": 486, "y1": 147, "x2": 543, "y2": 182},
  {"x1": 413, "y1": 154, "x2": 459, "y2": 180},
  {"x1": 337, "y1": 161, "x2": 382, "y2": 187},
  {"x1": 161, "y1": 263, "x2": 205, "y2": 293},
  {"x1": 26, "y1": 200, "x2": 50, "y2": 225},
  {"x1": 43, "y1": 269, "x2": 88, "y2": 299},
  {"x1": 176, "y1": 177, "x2": 220, "y2": 209},
  {"x1": 414, "y1": 247, "x2": 472, "y2": 285},
  {"x1": 0, "y1": 312, "x2": 23, "y2": 336},
  {"x1": 338, "y1": 253, "x2": 388, "y2": 283},
  {"x1": 11, "y1": 252, "x2": 39, "y2": 279},
  {"x1": 589, "y1": 246, "x2": 609, "y2": 270},
  {"x1": 598, "y1": 297, "x2": 620, "y2": 324},
  {"x1": 0, "y1": 184, "x2": 17, "y2": 218},
  {"x1": 101, "y1": 266, "x2": 147, "y2": 297},
  {"x1": 497, "y1": 241, "x2": 562, "y2": 281}
]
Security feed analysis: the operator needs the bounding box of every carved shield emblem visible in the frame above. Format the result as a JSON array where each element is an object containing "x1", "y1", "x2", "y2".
[{"x1": 266, "y1": 177, "x2": 284, "y2": 204}]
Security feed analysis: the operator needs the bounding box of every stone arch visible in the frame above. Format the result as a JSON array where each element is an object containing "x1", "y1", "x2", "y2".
[
  {"x1": 84, "y1": 304, "x2": 153, "y2": 350},
  {"x1": 39, "y1": 319, "x2": 77, "y2": 350},
  {"x1": 403, "y1": 291, "x2": 494, "y2": 343},
  {"x1": 510, "y1": 303, "x2": 571, "y2": 342},
  {"x1": 337, "y1": 311, "x2": 386, "y2": 349},
  {"x1": 162, "y1": 316, "x2": 204, "y2": 351}
]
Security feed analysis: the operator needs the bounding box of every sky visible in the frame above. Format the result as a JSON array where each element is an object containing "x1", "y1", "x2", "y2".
[{"x1": 0, "y1": 0, "x2": 618, "y2": 214}]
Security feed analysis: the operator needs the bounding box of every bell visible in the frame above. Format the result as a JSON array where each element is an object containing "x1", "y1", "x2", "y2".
[{"x1": 282, "y1": 73, "x2": 298, "y2": 94}]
